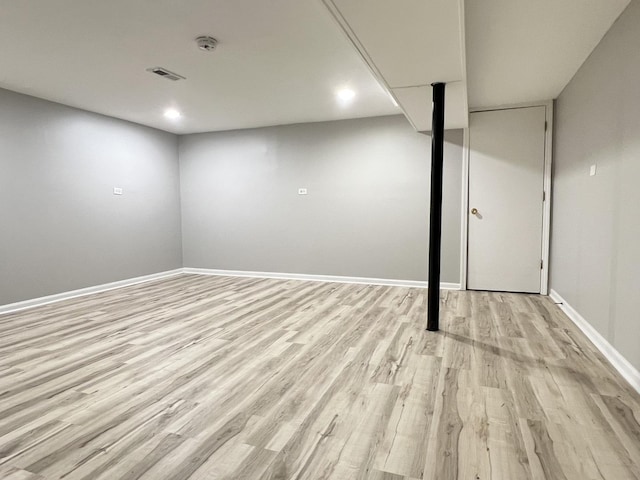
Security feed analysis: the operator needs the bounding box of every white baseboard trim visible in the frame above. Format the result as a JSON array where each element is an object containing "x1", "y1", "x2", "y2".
[
  {"x1": 0, "y1": 267, "x2": 461, "y2": 317},
  {"x1": 550, "y1": 289, "x2": 640, "y2": 394},
  {"x1": 183, "y1": 267, "x2": 461, "y2": 290},
  {"x1": 0, "y1": 269, "x2": 184, "y2": 316}
]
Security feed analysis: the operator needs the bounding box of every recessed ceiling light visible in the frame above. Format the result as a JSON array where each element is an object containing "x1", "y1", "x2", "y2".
[
  {"x1": 164, "y1": 108, "x2": 181, "y2": 120},
  {"x1": 336, "y1": 88, "x2": 356, "y2": 103}
]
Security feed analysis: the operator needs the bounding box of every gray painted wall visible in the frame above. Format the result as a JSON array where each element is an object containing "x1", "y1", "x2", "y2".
[
  {"x1": 551, "y1": 0, "x2": 640, "y2": 371},
  {"x1": 0, "y1": 88, "x2": 183, "y2": 305},
  {"x1": 179, "y1": 115, "x2": 463, "y2": 283}
]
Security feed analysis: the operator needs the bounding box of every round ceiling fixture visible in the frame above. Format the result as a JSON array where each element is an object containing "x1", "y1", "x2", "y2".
[{"x1": 196, "y1": 36, "x2": 218, "y2": 52}]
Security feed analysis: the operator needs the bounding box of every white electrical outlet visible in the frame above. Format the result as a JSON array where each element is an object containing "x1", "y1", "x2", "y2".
[
  {"x1": 298, "y1": 188, "x2": 308, "y2": 195},
  {"x1": 590, "y1": 165, "x2": 597, "y2": 176},
  {"x1": 113, "y1": 187, "x2": 123, "y2": 195}
]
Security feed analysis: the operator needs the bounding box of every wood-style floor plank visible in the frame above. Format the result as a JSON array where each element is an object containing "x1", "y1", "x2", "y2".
[{"x1": 0, "y1": 274, "x2": 639, "y2": 479}]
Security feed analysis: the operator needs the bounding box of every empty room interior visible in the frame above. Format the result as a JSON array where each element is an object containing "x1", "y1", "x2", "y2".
[{"x1": 1, "y1": 0, "x2": 639, "y2": 479}]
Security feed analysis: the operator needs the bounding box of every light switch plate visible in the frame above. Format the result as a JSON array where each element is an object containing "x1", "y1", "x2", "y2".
[
  {"x1": 113, "y1": 187, "x2": 123, "y2": 195},
  {"x1": 298, "y1": 188, "x2": 308, "y2": 195},
  {"x1": 590, "y1": 165, "x2": 597, "y2": 176}
]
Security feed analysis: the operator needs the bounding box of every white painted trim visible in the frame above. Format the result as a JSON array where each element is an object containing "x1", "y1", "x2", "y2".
[
  {"x1": 469, "y1": 99, "x2": 555, "y2": 113},
  {"x1": 460, "y1": 127, "x2": 470, "y2": 290},
  {"x1": 550, "y1": 289, "x2": 640, "y2": 394},
  {"x1": 0, "y1": 267, "x2": 462, "y2": 316},
  {"x1": 183, "y1": 268, "x2": 461, "y2": 290},
  {"x1": 540, "y1": 101, "x2": 553, "y2": 295},
  {"x1": 0, "y1": 269, "x2": 183, "y2": 315},
  {"x1": 466, "y1": 100, "x2": 553, "y2": 294}
]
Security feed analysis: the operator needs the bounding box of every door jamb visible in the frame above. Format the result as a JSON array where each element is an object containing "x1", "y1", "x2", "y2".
[
  {"x1": 461, "y1": 100, "x2": 553, "y2": 295},
  {"x1": 460, "y1": 127, "x2": 470, "y2": 291}
]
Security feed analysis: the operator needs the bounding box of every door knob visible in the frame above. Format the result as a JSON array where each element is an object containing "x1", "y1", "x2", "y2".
[{"x1": 471, "y1": 208, "x2": 478, "y2": 215}]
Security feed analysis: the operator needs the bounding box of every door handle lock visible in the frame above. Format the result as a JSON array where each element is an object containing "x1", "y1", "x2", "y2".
[{"x1": 471, "y1": 208, "x2": 478, "y2": 215}]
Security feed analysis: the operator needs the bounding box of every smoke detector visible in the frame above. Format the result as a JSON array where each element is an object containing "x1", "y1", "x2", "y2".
[{"x1": 196, "y1": 36, "x2": 218, "y2": 52}]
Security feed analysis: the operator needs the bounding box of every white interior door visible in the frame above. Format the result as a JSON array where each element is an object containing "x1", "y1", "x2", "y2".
[{"x1": 468, "y1": 106, "x2": 546, "y2": 293}]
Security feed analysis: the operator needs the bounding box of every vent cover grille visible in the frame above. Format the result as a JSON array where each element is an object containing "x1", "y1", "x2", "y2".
[{"x1": 146, "y1": 67, "x2": 186, "y2": 81}]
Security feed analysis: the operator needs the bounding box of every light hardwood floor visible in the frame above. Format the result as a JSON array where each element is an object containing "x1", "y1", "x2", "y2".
[{"x1": 0, "y1": 274, "x2": 638, "y2": 480}]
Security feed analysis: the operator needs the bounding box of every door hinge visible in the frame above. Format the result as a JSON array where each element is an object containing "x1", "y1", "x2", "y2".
[
  {"x1": 543, "y1": 191, "x2": 546, "y2": 202},
  {"x1": 545, "y1": 121, "x2": 548, "y2": 131},
  {"x1": 541, "y1": 259, "x2": 544, "y2": 269}
]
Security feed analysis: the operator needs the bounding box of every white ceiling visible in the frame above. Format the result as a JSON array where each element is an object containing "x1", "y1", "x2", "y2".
[
  {"x1": 465, "y1": 0, "x2": 630, "y2": 108},
  {"x1": 324, "y1": 0, "x2": 468, "y2": 131},
  {"x1": 327, "y1": 0, "x2": 465, "y2": 87},
  {"x1": 0, "y1": 0, "x2": 633, "y2": 134},
  {"x1": 0, "y1": 0, "x2": 400, "y2": 134}
]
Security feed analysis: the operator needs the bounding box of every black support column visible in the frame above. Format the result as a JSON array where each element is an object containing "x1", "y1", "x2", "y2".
[{"x1": 427, "y1": 82, "x2": 446, "y2": 332}]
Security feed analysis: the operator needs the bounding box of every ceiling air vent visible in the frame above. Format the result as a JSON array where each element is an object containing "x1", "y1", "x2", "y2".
[{"x1": 146, "y1": 67, "x2": 186, "y2": 81}]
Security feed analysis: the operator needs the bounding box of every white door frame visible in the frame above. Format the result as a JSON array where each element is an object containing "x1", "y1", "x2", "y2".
[{"x1": 459, "y1": 100, "x2": 553, "y2": 295}]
